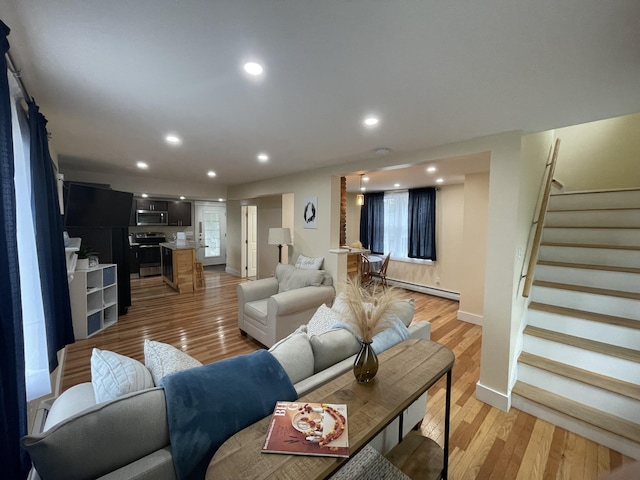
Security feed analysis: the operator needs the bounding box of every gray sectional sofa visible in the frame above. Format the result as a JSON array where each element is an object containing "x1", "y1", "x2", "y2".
[{"x1": 23, "y1": 301, "x2": 430, "y2": 480}]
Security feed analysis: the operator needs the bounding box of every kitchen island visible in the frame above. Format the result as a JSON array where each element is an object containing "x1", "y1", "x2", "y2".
[{"x1": 160, "y1": 242, "x2": 203, "y2": 293}]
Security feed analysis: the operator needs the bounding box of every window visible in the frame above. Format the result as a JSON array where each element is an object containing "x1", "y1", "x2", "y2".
[
  {"x1": 361, "y1": 187, "x2": 436, "y2": 262},
  {"x1": 383, "y1": 191, "x2": 408, "y2": 259}
]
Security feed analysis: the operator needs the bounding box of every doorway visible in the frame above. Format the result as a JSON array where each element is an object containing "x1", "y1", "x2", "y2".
[
  {"x1": 241, "y1": 205, "x2": 257, "y2": 278},
  {"x1": 194, "y1": 202, "x2": 226, "y2": 266}
]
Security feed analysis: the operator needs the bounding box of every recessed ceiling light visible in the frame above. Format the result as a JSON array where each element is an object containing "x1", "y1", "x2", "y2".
[
  {"x1": 207, "y1": 171, "x2": 216, "y2": 178},
  {"x1": 360, "y1": 187, "x2": 366, "y2": 192},
  {"x1": 436, "y1": 178, "x2": 444, "y2": 184},
  {"x1": 375, "y1": 147, "x2": 390, "y2": 155},
  {"x1": 257, "y1": 153, "x2": 269, "y2": 162},
  {"x1": 141, "y1": 193, "x2": 148, "y2": 198},
  {"x1": 243, "y1": 62, "x2": 263, "y2": 76},
  {"x1": 394, "y1": 183, "x2": 400, "y2": 188},
  {"x1": 427, "y1": 166, "x2": 437, "y2": 173},
  {"x1": 363, "y1": 116, "x2": 379, "y2": 127},
  {"x1": 136, "y1": 161, "x2": 148, "y2": 169},
  {"x1": 179, "y1": 196, "x2": 185, "y2": 200},
  {"x1": 218, "y1": 198, "x2": 224, "y2": 202},
  {"x1": 165, "y1": 134, "x2": 182, "y2": 146},
  {"x1": 362, "y1": 176, "x2": 370, "y2": 182}
]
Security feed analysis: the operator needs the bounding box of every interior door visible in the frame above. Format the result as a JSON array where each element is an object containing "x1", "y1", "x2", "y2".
[
  {"x1": 195, "y1": 203, "x2": 226, "y2": 266},
  {"x1": 247, "y1": 206, "x2": 257, "y2": 277}
]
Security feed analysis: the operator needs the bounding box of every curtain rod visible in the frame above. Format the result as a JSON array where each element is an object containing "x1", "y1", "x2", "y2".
[{"x1": 5, "y1": 51, "x2": 31, "y2": 101}]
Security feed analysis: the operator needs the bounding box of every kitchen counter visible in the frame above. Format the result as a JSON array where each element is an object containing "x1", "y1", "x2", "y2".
[
  {"x1": 160, "y1": 244, "x2": 198, "y2": 293},
  {"x1": 159, "y1": 241, "x2": 204, "y2": 250}
]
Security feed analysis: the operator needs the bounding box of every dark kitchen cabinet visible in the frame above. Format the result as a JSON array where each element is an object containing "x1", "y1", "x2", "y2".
[
  {"x1": 168, "y1": 201, "x2": 192, "y2": 226},
  {"x1": 129, "y1": 245, "x2": 140, "y2": 276},
  {"x1": 136, "y1": 199, "x2": 168, "y2": 211},
  {"x1": 162, "y1": 246, "x2": 173, "y2": 283}
]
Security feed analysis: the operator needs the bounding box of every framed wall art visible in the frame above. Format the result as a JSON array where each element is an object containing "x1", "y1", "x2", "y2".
[{"x1": 302, "y1": 196, "x2": 318, "y2": 229}]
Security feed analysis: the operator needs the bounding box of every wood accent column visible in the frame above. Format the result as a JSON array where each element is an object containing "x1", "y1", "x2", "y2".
[{"x1": 340, "y1": 176, "x2": 346, "y2": 246}]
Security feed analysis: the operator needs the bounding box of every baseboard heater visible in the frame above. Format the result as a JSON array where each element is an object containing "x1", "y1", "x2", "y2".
[{"x1": 386, "y1": 278, "x2": 460, "y2": 301}]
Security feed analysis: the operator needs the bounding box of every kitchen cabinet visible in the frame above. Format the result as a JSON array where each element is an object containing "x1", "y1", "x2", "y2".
[
  {"x1": 168, "y1": 201, "x2": 192, "y2": 226},
  {"x1": 69, "y1": 264, "x2": 118, "y2": 339},
  {"x1": 129, "y1": 245, "x2": 140, "y2": 277},
  {"x1": 161, "y1": 244, "x2": 195, "y2": 293},
  {"x1": 136, "y1": 199, "x2": 168, "y2": 211}
]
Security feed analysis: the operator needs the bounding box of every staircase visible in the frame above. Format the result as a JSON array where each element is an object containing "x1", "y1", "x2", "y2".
[{"x1": 512, "y1": 188, "x2": 640, "y2": 459}]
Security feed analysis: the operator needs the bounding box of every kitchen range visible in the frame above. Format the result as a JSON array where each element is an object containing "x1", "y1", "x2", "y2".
[{"x1": 131, "y1": 232, "x2": 166, "y2": 277}]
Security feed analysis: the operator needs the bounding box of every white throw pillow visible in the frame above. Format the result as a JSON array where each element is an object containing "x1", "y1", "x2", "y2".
[
  {"x1": 144, "y1": 339, "x2": 203, "y2": 385},
  {"x1": 307, "y1": 304, "x2": 342, "y2": 336},
  {"x1": 91, "y1": 348, "x2": 154, "y2": 403},
  {"x1": 276, "y1": 263, "x2": 325, "y2": 293},
  {"x1": 268, "y1": 326, "x2": 314, "y2": 384},
  {"x1": 295, "y1": 254, "x2": 324, "y2": 270},
  {"x1": 309, "y1": 329, "x2": 360, "y2": 373}
]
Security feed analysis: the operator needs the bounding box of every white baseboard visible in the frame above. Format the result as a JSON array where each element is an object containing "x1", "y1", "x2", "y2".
[
  {"x1": 476, "y1": 381, "x2": 510, "y2": 412},
  {"x1": 386, "y1": 278, "x2": 460, "y2": 301},
  {"x1": 225, "y1": 267, "x2": 241, "y2": 277},
  {"x1": 457, "y1": 310, "x2": 483, "y2": 326}
]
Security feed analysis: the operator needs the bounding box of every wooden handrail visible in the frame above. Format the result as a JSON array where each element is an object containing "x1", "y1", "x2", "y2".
[{"x1": 522, "y1": 138, "x2": 561, "y2": 298}]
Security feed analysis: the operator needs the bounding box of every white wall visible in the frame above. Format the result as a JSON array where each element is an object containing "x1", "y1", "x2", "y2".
[
  {"x1": 554, "y1": 112, "x2": 640, "y2": 191},
  {"x1": 227, "y1": 168, "x2": 338, "y2": 280},
  {"x1": 458, "y1": 172, "x2": 490, "y2": 324},
  {"x1": 256, "y1": 196, "x2": 283, "y2": 279},
  {"x1": 225, "y1": 199, "x2": 243, "y2": 276}
]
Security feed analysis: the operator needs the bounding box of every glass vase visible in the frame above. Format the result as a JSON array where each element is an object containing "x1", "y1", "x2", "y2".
[{"x1": 353, "y1": 341, "x2": 378, "y2": 383}]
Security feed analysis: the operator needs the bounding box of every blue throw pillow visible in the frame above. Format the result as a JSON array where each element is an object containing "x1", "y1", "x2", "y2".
[
  {"x1": 371, "y1": 315, "x2": 411, "y2": 354},
  {"x1": 332, "y1": 315, "x2": 411, "y2": 354}
]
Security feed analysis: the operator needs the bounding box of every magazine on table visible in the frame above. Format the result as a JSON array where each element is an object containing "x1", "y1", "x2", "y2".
[{"x1": 262, "y1": 401, "x2": 349, "y2": 458}]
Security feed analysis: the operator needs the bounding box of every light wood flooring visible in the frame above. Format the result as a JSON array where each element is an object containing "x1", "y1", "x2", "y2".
[{"x1": 62, "y1": 270, "x2": 635, "y2": 479}]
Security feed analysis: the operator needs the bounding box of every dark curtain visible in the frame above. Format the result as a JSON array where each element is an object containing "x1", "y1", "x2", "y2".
[
  {"x1": 0, "y1": 20, "x2": 30, "y2": 479},
  {"x1": 28, "y1": 102, "x2": 74, "y2": 370},
  {"x1": 408, "y1": 187, "x2": 437, "y2": 260},
  {"x1": 359, "y1": 192, "x2": 384, "y2": 255}
]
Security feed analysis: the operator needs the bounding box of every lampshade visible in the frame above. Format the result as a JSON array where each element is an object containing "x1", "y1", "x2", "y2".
[{"x1": 268, "y1": 227, "x2": 292, "y2": 245}]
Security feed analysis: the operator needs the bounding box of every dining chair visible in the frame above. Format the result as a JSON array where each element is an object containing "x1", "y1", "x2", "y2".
[
  {"x1": 368, "y1": 253, "x2": 390, "y2": 288},
  {"x1": 360, "y1": 253, "x2": 372, "y2": 285}
]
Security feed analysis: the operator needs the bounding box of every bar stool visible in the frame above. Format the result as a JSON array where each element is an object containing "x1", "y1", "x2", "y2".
[{"x1": 195, "y1": 261, "x2": 206, "y2": 289}]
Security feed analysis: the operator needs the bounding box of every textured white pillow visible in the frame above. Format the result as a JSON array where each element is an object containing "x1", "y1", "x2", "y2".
[
  {"x1": 144, "y1": 339, "x2": 203, "y2": 385},
  {"x1": 295, "y1": 254, "x2": 324, "y2": 270},
  {"x1": 308, "y1": 304, "x2": 342, "y2": 336},
  {"x1": 268, "y1": 327, "x2": 314, "y2": 384},
  {"x1": 310, "y1": 329, "x2": 360, "y2": 373},
  {"x1": 91, "y1": 348, "x2": 154, "y2": 403}
]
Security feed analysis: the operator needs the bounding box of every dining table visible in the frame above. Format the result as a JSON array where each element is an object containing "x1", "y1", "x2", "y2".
[{"x1": 366, "y1": 255, "x2": 383, "y2": 273}]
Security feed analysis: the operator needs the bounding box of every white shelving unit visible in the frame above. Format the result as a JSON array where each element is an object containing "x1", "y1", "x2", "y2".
[{"x1": 69, "y1": 264, "x2": 118, "y2": 339}]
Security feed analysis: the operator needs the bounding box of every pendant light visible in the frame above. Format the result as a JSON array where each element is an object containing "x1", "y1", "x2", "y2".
[{"x1": 356, "y1": 174, "x2": 365, "y2": 206}]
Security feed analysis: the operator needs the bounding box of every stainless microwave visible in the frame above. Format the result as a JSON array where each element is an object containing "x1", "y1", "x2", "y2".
[{"x1": 136, "y1": 210, "x2": 168, "y2": 226}]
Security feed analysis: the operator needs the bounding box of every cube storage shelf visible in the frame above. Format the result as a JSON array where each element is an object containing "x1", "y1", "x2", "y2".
[{"x1": 69, "y1": 264, "x2": 118, "y2": 339}]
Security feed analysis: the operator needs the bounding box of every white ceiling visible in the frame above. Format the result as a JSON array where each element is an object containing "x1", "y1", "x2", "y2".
[{"x1": 3, "y1": 1, "x2": 640, "y2": 193}]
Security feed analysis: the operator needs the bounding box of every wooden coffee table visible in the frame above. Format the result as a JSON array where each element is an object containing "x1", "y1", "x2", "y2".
[{"x1": 206, "y1": 339, "x2": 454, "y2": 480}]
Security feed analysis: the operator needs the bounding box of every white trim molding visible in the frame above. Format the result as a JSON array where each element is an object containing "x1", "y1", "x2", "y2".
[
  {"x1": 386, "y1": 279, "x2": 460, "y2": 301},
  {"x1": 476, "y1": 381, "x2": 511, "y2": 412},
  {"x1": 225, "y1": 267, "x2": 242, "y2": 277},
  {"x1": 457, "y1": 310, "x2": 483, "y2": 326}
]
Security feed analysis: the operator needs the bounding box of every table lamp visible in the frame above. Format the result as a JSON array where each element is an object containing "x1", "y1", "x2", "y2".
[{"x1": 268, "y1": 227, "x2": 292, "y2": 263}]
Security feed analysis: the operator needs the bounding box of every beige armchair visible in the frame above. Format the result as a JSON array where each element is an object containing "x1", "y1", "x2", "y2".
[{"x1": 238, "y1": 263, "x2": 335, "y2": 348}]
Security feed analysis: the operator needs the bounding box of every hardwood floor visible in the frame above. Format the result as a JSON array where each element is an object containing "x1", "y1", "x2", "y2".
[{"x1": 62, "y1": 270, "x2": 634, "y2": 479}]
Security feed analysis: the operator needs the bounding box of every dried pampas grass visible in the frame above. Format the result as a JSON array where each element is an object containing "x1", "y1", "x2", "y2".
[{"x1": 341, "y1": 277, "x2": 402, "y2": 343}]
